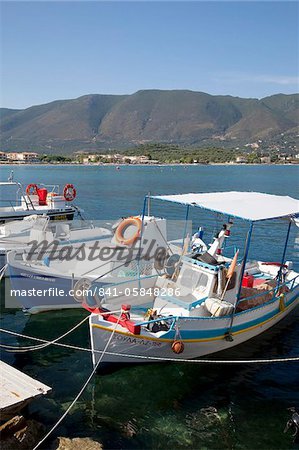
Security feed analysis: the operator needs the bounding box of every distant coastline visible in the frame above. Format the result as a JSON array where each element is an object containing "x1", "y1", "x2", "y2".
[{"x1": 1, "y1": 161, "x2": 298, "y2": 167}]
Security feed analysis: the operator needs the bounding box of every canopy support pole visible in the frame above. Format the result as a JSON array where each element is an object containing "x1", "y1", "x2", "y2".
[
  {"x1": 182, "y1": 204, "x2": 190, "y2": 248},
  {"x1": 137, "y1": 195, "x2": 148, "y2": 289},
  {"x1": 225, "y1": 221, "x2": 253, "y2": 341},
  {"x1": 276, "y1": 219, "x2": 292, "y2": 291},
  {"x1": 147, "y1": 192, "x2": 151, "y2": 216},
  {"x1": 236, "y1": 222, "x2": 254, "y2": 304}
]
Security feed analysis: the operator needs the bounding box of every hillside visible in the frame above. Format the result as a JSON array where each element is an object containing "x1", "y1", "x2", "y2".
[{"x1": 0, "y1": 90, "x2": 298, "y2": 153}]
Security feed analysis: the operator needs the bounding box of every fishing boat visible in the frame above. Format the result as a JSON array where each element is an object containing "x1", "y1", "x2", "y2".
[
  {"x1": 0, "y1": 215, "x2": 112, "y2": 277},
  {"x1": 0, "y1": 173, "x2": 78, "y2": 223},
  {"x1": 6, "y1": 215, "x2": 182, "y2": 313},
  {"x1": 83, "y1": 191, "x2": 299, "y2": 365}
]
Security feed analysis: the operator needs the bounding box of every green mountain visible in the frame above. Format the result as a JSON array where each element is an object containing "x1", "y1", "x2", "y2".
[{"x1": 0, "y1": 90, "x2": 298, "y2": 153}]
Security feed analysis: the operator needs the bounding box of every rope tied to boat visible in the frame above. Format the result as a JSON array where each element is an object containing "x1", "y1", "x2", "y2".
[
  {"x1": 32, "y1": 311, "x2": 122, "y2": 450},
  {"x1": 0, "y1": 264, "x2": 8, "y2": 281},
  {"x1": 1, "y1": 327, "x2": 299, "y2": 364},
  {"x1": 0, "y1": 315, "x2": 90, "y2": 352}
]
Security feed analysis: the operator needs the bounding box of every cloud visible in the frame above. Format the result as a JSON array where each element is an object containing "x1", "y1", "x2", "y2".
[
  {"x1": 248, "y1": 74, "x2": 299, "y2": 85},
  {"x1": 214, "y1": 72, "x2": 299, "y2": 86}
]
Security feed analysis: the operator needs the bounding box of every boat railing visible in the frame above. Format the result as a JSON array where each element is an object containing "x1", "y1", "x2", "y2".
[
  {"x1": 183, "y1": 255, "x2": 220, "y2": 271},
  {"x1": 89, "y1": 273, "x2": 159, "y2": 306},
  {"x1": 183, "y1": 252, "x2": 242, "y2": 272},
  {"x1": 39, "y1": 184, "x2": 60, "y2": 195},
  {"x1": 95, "y1": 273, "x2": 158, "y2": 290},
  {"x1": 0, "y1": 181, "x2": 35, "y2": 211},
  {"x1": 0, "y1": 197, "x2": 34, "y2": 209},
  {"x1": 135, "y1": 315, "x2": 177, "y2": 329},
  {"x1": 237, "y1": 273, "x2": 299, "y2": 305},
  {"x1": 0, "y1": 199, "x2": 19, "y2": 211}
]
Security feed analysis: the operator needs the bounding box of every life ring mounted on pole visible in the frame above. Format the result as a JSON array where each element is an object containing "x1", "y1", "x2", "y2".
[
  {"x1": 115, "y1": 217, "x2": 142, "y2": 246},
  {"x1": 26, "y1": 184, "x2": 38, "y2": 196},
  {"x1": 63, "y1": 184, "x2": 77, "y2": 202}
]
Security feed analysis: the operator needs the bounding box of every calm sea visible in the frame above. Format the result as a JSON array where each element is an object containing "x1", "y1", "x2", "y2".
[{"x1": 1, "y1": 164, "x2": 299, "y2": 449}]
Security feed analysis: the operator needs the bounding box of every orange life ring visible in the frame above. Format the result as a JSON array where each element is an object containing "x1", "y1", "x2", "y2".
[
  {"x1": 63, "y1": 184, "x2": 76, "y2": 202},
  {"x1": 26, "y1": 183, "x2": 38, "y2": 196},
  {"x1": 115, "y1": 217, "x2": 142, "y2": 246}
]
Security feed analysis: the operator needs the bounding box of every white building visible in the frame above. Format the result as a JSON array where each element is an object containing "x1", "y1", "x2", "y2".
[{"x1": 7, "y1": 152, "x2": 39, "y2": 162}]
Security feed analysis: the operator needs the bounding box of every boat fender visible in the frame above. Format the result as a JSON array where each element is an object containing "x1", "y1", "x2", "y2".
[
  {"x1": 63, "y1": 184, "x2": 77, "y2": 202},
  {"x1": 204, "y1": 297, "x2": 234, "y2": 317},
  {"x1": 171, "y1": 340, "x2": 184, "y2": 354},
  {"x1": 26, "y1": 183, "x2": 39, "y2": 196},
  {"x1": 114, "y1": 217, "x2": 142, "y2": 246},
  {"x1": 279, "y1": 294, "x2": 286, "y2": 312}
]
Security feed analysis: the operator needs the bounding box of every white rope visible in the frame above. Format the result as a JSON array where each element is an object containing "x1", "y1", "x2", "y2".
[
  {"x1": 32, "y1": 312, "x2": 122, "y2": 450},
  {"x1": 0, "y1": 264, "x2": 8, "y2": 281},
  {"x1": 0, "y1": 315, "x2": 90, "y2": 352},
  {"x1": 0, "y1": 311, "x2": 120, "y2": 352},
  {"x1": 1, "y1": 327, "x2": 298, "y2": 364}
]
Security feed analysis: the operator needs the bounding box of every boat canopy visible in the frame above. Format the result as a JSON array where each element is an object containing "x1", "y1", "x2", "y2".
[{"x1": 151, "y1": 191, "x2": 299, "y2": 222}]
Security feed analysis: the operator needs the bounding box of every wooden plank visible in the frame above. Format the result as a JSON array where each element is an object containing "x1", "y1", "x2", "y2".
[{"x1": 0, "y1": 361, "x2": 51, "y2": 417}]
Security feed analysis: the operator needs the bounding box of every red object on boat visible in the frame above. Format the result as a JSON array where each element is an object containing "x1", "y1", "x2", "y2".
[
  {"x1": 63, "y1": 184, "x2": 76, "y2": 202},
  {"x1": 26, "y1": 183, "x2": 39, "y2": 196},
  {"x1": 84, "y1": 305, "x2": 141, "y2": 335},
  {"x1": 261, "y1": 262, "x2": 288, "y2": 268},
  {"x1": 242, "y1": 273, "x2": 254, "y2": 288},
  {"x1": 121, "y1": 304, "x2": 131, "y2": 312},
  {"x1": 253, "y1": 278, "x2": 268, "y2": 287},
  {"x1": 37, "y1": 188, "x2": 48, "y2": 205}
]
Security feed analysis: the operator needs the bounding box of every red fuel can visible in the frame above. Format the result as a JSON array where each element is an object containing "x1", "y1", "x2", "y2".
[
  {"x1": 242, "y1": 273, "x2": 254, "y2": 288},
  {"x1": 37, "y1": 188, "x2": 48, "y2": 205}
]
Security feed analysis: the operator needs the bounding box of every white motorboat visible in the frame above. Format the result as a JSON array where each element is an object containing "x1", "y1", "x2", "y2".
[
  {"x1": 0, "y1": 215, "x2": 112, "y2": 277},
  {"x1": 7, "y1": 215, "x2": 183, "y2": 313},
  {"x1": 82, "y1": 191, "x2": 299, "y2": 365},
  {"x1": 0, "y1": 173, "x2": 78, "y2": 223}
]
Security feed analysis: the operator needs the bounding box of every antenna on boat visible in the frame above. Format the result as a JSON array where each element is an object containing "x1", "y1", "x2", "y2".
[
  {"x1": 147, "y1": 192, "x2": 151, "y2": 216},
  {"x1": 8, "y1": 170, "x2": 14, "y2": 182}
]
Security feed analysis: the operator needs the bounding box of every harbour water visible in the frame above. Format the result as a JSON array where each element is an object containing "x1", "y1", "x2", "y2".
[{"x1": 1, "y1": 164, "x2": 299, "y2": 449}]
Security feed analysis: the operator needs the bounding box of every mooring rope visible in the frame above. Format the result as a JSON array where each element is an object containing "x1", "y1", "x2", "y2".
[
  {"x1": 1, "y1": 327, "x2": 298, "y2": 364},
  {"x1": 0, "y1": 310, "x2": 121, "y2": 352},
  {"x1": 0, "y1": 315, "x2": 90, "y2": 352},
  {"x1": 32, "y1": 311, "x2": 122, "y2": 450},
  {"x1": 0, "y1": 264, "x2": 8, "y2": 281}
]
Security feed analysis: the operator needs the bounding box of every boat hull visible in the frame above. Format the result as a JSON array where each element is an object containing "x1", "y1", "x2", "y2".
[
  {"x1": 6, "y1": 260, "x2": 156, "y2": 313},
  {"x1": 7, "y1": 263, "x2": 81, "y2": 312},
  {"x1": 0, "y1": 208, "x2": 75, "y2": 224},
  {"x1": 89, "y1": 287, "x2": 299, "y2": 365}
]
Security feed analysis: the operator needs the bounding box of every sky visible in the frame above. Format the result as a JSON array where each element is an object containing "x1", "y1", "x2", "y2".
[{"x1": 0, "y1": 1, "x2": 298, "y2": 109}]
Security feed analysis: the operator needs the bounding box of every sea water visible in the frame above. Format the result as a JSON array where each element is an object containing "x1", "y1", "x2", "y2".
[{"x1": 0, "y1": 164, "x2": 298, "y2": 449}]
